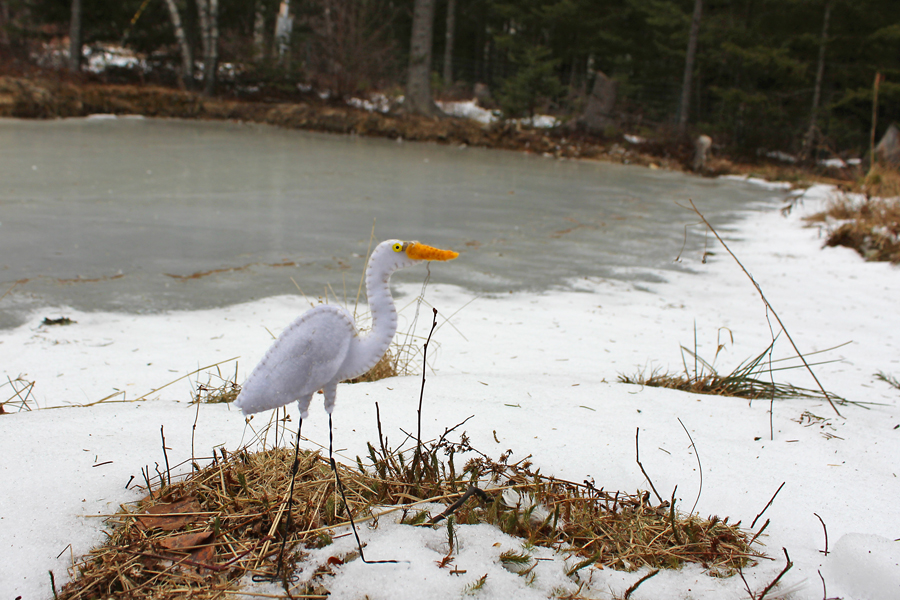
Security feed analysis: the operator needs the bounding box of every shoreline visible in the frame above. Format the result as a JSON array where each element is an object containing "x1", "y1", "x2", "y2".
[{"x1": 0, "y1": 75, "x2": 858, "y2": 189}]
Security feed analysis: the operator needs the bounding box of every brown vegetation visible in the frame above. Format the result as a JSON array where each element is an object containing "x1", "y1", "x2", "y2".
[
  {"x1": 806, "y1": 174, "x2": 900, "y2": 263},
  {"x1": 57, "y1": 422, "x2": 762, "y2": 599}
]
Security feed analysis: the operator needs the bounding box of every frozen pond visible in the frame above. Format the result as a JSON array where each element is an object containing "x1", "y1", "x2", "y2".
[{"x1": 0, "y1": 117, "x2": 786, "y2": 329}]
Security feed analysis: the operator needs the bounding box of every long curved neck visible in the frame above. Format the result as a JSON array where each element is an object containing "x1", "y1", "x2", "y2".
[
  {"x1": 340, "y1": 249, "x2": 399, "y2": 380},
  {"x1": 361, "y1": 258, "x2": 399, "y2": 355}
]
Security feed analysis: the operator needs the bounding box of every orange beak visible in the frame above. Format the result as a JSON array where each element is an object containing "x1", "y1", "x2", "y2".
[{"x1": 406, "y1": 242, "x2": 459, "y2": 261}]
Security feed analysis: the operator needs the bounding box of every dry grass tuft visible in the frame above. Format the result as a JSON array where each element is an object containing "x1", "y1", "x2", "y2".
[
  {"x1": 192, "y1": 367, "x2": 241, "y2": 405},
  {"x1": 808, "y1": 174, "x2": 900, "y2": 263},
  {"x1": 362, "y1": 425, "x2": 760, "y2": 575},
  {"x1": 59, "y1": 444, "x2": 366, "y2": 599},
  {"x1": 59, "y1": 417, "x2": 763, "y2": 599},
  {"x1": 875, "y1": 371, "x2": 900, "y2": 391},
  {"x1": 618, "y1": 341, "x2": 843, "y2": 404},
  {"x1": 860, "y1": 163, "x2": 900, "y2": 199}
]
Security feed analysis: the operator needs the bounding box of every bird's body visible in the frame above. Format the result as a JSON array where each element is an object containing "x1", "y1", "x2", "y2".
[
  {"x1": 234, "y1": 238, "x2": 457, "y2": 572},
  {"x1": 235, "y1": 239, "x2": 457, "y2": 419}
]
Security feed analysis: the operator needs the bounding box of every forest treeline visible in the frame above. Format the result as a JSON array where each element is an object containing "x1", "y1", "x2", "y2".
[{"x1": 1, "y1": 0, "x2": 898, "y2": 159}]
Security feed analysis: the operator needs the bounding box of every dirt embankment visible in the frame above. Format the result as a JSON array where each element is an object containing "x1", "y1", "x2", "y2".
[{"x1": 0, "y1": 75, "x2": 854, "y2": 186}]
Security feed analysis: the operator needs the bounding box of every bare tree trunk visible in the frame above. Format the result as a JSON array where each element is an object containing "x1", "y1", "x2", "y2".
[
  {"x1": 442, "y1": 0, "x2": 456, "y2": 87},
  {"x1": 0, "y1": 2, "x2": 11, "y2": 47},
  {"x1": 198, "y1": 0, "x2": 219, "y2": 96},
  {"x1": 802, "y1": 0, "x2": 833, "y2": 158},
  {"x1": 677, "y1": 0, "x2": 702, "y2": 132},
  {"x1": 207, "y1": 0, "x2": 219, "y2": 94},
  {"x1": 68, "y1": 0, "x2": 82, "y2": 72},
  {"x1": 198, "y1": 0, "x2": 210, "y2": 83},
  {"x1": 163, "y1": 0, "x2": 194, "y2": 89},
  {"x1": 406, "y1": 0, "x2": 442, "y2": 116},
  {"x1": 274, "y1": 0, "x2": 293, "y2": 68},
  {"x1": 253, "y1": 2, "x2": 266, "y2": 62}
]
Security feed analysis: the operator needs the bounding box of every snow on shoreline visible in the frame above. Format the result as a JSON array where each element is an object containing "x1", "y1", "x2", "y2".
[{"x1": 1, "y1": 184, "x2": 899, "y2": 599}]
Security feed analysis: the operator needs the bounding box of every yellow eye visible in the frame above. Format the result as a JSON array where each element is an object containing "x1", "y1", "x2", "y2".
[{"x1": 392, "y1": 242, "x2": 404, "y2": 252}]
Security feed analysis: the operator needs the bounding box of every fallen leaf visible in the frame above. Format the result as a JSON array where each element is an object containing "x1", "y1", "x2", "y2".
[
  {"x1": 158, "y1": 530, "x2": 213, "y2": 551},
  {"x1": 136, "y1": 496, "x2": 202, "y2": 531}
]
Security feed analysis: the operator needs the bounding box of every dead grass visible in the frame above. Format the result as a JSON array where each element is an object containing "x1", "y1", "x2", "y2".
[
  {"x1": 860, "y1": 163, "x2": 900, "y2": 199},
  {"x1": 366, "y1": 437, "x2": 760, "y2": 575},
  {"x1": 821, "y1": 199, "x2": 900, "y2": 263},
  {"x1": 0, "y1": 375, "x2": 36, "y2": 414},
  {"x1": 58, "y1": 444, "x2": 350, "y2": 599},
  {"x1": 58, "y1": 412, "x2": 763, "y2": 599},
  {"x1": 191, "y1": 365, "x2": 241, "y2": 405},
  {"x1": 618, "y1": 340, "x2": 844, "y2": 404},
  {"x1": 875, "y1": 371, "x2": 900, "y2": 391},
  {"x1": 806, "y1": 166, "x2": 900, "y2": 263}
]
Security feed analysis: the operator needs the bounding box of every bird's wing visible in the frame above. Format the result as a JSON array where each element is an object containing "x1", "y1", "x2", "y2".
[{"x1": 235, "y1": 305, "x2": 356, "y2": 415}]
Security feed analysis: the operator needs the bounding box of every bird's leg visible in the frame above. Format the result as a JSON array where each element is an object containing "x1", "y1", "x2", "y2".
[
  {"x1": 275, "y1": 416, "x2": 303, "y2": 583},
  {"x1": 328, "y1": 413, "x2": 400, "y2": 565}
]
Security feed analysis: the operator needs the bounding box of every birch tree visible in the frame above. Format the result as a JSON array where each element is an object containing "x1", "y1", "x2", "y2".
[
  {"x1": 253, "y1": 3, "x2": 267, "y2": 62},
  {"x1": 198, "y1": 0, "x2": 220, "y2": 96},
  {"x1": 274, "y1": 0, "x2": 292, "y2": 67},
  {"x1": 163, "y1": 0, "x2": 194, "y2": 89}
]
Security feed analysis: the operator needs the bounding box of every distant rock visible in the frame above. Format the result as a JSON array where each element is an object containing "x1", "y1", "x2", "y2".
[{"x1": 579, "y1": 71, "x2": 617, "y2": 133}]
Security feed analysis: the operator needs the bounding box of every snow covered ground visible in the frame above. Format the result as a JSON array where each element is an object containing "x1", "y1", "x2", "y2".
[
  {"x1": 345, "y1": 95, "x2": 561, "y2": 129},
  {"x1": 1, "y1": 183, "x2": 899, "y2": 599}
]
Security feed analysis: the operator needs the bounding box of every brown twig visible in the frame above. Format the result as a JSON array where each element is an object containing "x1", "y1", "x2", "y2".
[
  {"x1": 635, "y1": 427, "x2": 664, "y2": 504},
  {"x1": 752, "y1": 482, "x2": 785, "y2": 529},
  {"x1": 413, "y1": 308, "x2": 439, "y2": 474},
  {"x1": 757, "y1": 547, "x2": 793, "y2": 599},
  {"x1": 426, "y1": 486, "x2": 490, "y2": 525},
  {"x1": 160, "y1": 426, "x2": 172, "y2": 487},
  {"x1": 624, "y1": 568, "x2": 660, "y2": 599},
  {"x1": 747, "y1": 519, "x2": 770, "y2": 547},
  {"x1": 813, "y1": 512, "x2": 829, "y2": 555},
  {"x1": 684, "y1": 199, "x2": 842, "y2": 417}
]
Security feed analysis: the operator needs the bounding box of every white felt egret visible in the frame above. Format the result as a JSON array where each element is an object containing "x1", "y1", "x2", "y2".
[{"x1": 234, "y1": 239, "x2": 458, "y2": 571}]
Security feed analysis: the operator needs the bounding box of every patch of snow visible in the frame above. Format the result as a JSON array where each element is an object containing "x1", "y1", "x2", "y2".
[
  {"x1": 347, "y1": 94, "x2": 392, "y2": 114},
  {"x1": 436, "y1": 100, "x2": 558, "y2": 128},
  {"x1": 819, "y1": 158, "x2": 847, "y2": 169},
  {"x1": 437, "y1": 99, "x2": 498, "y2": 125},
  {"x1": 519, "y1": 114, "x2": 559, "y2": 129},
  {"x1": 823, "y1": 534, "x2": 900, "y2": 600},
  {"x1": 624, "y1": 134, "x2": 646, "y2": 144},
  {"x1": 766, "y1": 150, "x2": 797, "y2": 163},
  {"x1": 84, "y1": 44, "x2": 148, "y2": 74}
]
